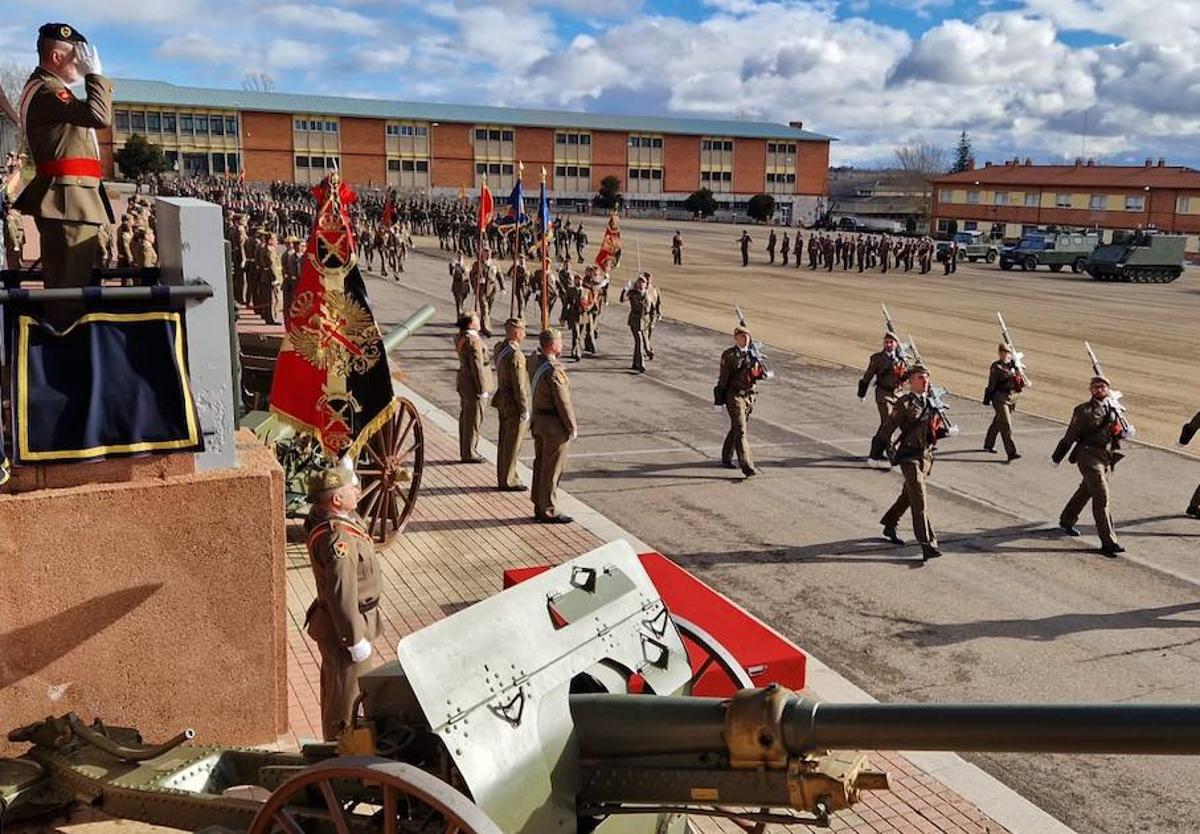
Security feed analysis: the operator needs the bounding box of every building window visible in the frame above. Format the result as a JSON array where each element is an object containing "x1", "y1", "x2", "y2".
[
  {"x1": 501, "y1": 130, "x2": 513, "y2": 142},
  {"x1": 488, "y1": 163, "x2": 501, "y2": 175},
  {"x1": 501, "y1": 163, "x2": 514, "y2": 175},
  {"x1": 966, "y1": 191, "x2": 980, "y2": 204},
  {"x1": 580, "y1": 135, "x2": 591, "y2": 145},
  {"x1": 1055, "y1": 193, "x2": 1071, "y2": 208},
  {"x1": 701, "y1": 140, "x2": 711, "y2": 151},
  {"x1": 401, "y1": 160, "x2": 415, "y2": 172},
  {"x1": 325, "y1": 121, "x2": 337, "y2": 132},
  {"x1": 1024, "y1": 192, "x2": 1039, "y2": 207},
  {"x1": 211, "y1": 116, "x2": 224, "y2": 136},
  {"x1": 226, "y1": 116, "x2": 238, "y2": 136},
  {"x1": 295, "y1": 119, "x2": 306, "y2": 131},
  {"x1": 115, "y1": 110, "x2": 130, "y2": 131},
  {"x1": 1125, "y1": 195, "x2": 1145, "y2": 211},
  {"x1": 296, "y1": 156, "x2": 310, "y2": 168},
  {"x1": 195, "y1": 115, "x2": 208, "y2": 134},
  {"x1": 555, "y1": 165, "x2": 567, "y2": 176},
  {"x1": 211, "y1": 153, "x2": 226, "y2": 174},
  {"x1": 415, "y1": 126, "x2": 427, "y2": 136},
  {"x1": 938, "y1": 189, "x2": 952, "y2": 202},
  {"x1": 227, "y1": 153, "x2": 239, "y2": 174},
  {"x1": 390, "y1": 160, "x2": 403, "y2": 172},
  {"x1": 146, "y1": 112, "x2": 161, "y2": 132},
  {"x1": 312, "y1": 156, "x2": 327, "y2": 169},
  {"x1": 180, "y1": 114, "x2": 194, "y2": 133},
  {"x1": 1179, "y1": 196, "x2": 1192, "y2": 213},
  {"x1": 1089, "y1": 194, "x2": 1108, "y2": 210},
  {"x1": 936, "y1": 219, "x2": 952, "y2": 233},
  {"x1": 130, "y1": 111, "x2": 146, "y2": 131},
  {"x1": 475, "y1": 129, "x2": 487, "y2": 140},
  {"x1": 163, "y1": 113, "x2": 177, "y2": 133},
  {"x1": 994, "y1": 192, "x2": 1009, "y2": 206},
  {"x1": 964, "y1": 221, "x2": 978, "y2": 231},
  {"x1": 722, "y1": 172, "x2": 731, "y2": 182},
  {"x1": 415, "y1": 160, "x2": 428, "y2": 172}
]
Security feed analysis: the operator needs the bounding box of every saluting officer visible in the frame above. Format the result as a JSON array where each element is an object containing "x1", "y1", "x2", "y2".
[
  {"x1": 492, "y1": 317, "x2": 530, "y2": 491},
  {"x1": 858, "y1": 332, "x2": 909, "y2": 466},
  {"x1": 529, "y1": 328, "x2": 578, "y2": 523},
  {"x1": 1052, "y1": 375, "x2": 1133, "y2": 557},
  {"x1": 15, "y1": 23, "x2": 114, "y2": 288},
  {"x1": 983, "y1": 343, "x2": 1024, "y2": 461},
  {"x1": 878, "y1": 365, "x2": 947, "y2": 562},
  {"x1": 715, "y1": 325, "x2": 767, "y2": 477},
  {"x1": 303, "y1": 461, "x2": 381, "y2": 741},
  {"x1": 455, "y1": 312, "x2": 494, "y2": 463},
  {"x1": 1181, "y1": 410, "x2": 1200, "y2": 518}
]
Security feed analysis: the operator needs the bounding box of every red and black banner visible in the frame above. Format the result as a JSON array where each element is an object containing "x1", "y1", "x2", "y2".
[{"x1": 269, "y1": 176, "x2": 396, "y2": 457}]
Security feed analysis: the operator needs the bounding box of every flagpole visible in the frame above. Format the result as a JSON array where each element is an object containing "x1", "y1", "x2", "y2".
[
  {"x1": 511, "y1": 161, "x2": 523, "y2": 319},
  {"x1": 540, "y1": 166, "x2": 550, "y2": 331},
  {"x1": 476, "y1": 176, "x2": 486, "y2": 326}
]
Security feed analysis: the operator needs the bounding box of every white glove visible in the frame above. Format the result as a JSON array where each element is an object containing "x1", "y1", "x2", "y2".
[
  {"x1": 75, "y1": 43, "x2": 103, "y2": 77},
  {"x1": 478, "y1": 391, "x2": 490, "y2": 400},
  {"x1": 1122, "y1": 426, "x2": 1136, "y2": 439},
  {"x1": 858, "y1": 395, "x2": 866, "y2": 401},
  {"x1": 569, "y1": 431, "x2": 578, "y2": 442},
  {"x1": 522, "y1": 413, "x2": 530, "y2": 426},
  {"x1": 348, "y1": 638, "x2": 373, "y2": 663},
  {"x1": 947, "y1": 425, "x2": 961, "y2": 437}
]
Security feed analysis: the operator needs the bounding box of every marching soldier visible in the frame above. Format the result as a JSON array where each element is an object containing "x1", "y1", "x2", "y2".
[
  {"x1": 449, "y1": 252, "x2": 470, "y2": 319},
  {"x1": 858, "y1": 333, "x2": 909, "y2": 465},
  {"x1": 561, "y1": 273, "x2": 585, "y2": 361},
  {"x1": 715, "y1": 325, "x2": 767, "y2": 477},
  {"x1": 1052, "y1": 375, "x2": 1133, "y2": 556},
  {"x1": 1181, "y1": 410, "x2": 1200, "y2": 518},
  {"x1": 620, "y1": 272, "x2": 650, "y2": 373},
  {"x1": 508, "y1": 255, "x2": 529, "y2": 314},
  {"x1": 455, "y1": 312, "x2": 494, "y2": 463},
  {"x1": 492, "y1": 317, "x2": 530, "y2": 491},
  {"x1": 878, "y1": 365, "x2": 947, "y2": 561},
  {"x1": 529, "y1": 328, "x2": 577, "y2": 523},
  {"x1": 470, "y1": 247, "x2": 502, "y2": 336},
  {"x1": 15, "y1": 24, "x2": 115, "y2": 288},
  {"x1": 737, "y1": 229, "x2": 752, "y2": 267},
  {"x1": 303, "y1": 461, "x2": 381, "y2": 741},
  {"x1": 983, "y1": 343, "x2": 1024, "y2": 461},
  {"x1": 643, "y1": 272, "x2": 662, "y2": 361},
  {"x1": 671, "y1": 230, "x2": 683, "y2": 265},
  {"x1": 580, "y1": 269, "x2": 599, "y2": 356}
]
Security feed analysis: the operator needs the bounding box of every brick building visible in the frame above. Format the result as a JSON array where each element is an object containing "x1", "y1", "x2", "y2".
[
  {"x1": 102, "y1": 79, "x2": 833, "y2": 222},
  {"x1": 931, "y1": 158, "x2": 1200, "y2": 251}
]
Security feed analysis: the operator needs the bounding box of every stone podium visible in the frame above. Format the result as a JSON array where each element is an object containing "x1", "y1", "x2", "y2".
[{"x1": 0, "y1": 198, "x2": 288, "y2": 754}]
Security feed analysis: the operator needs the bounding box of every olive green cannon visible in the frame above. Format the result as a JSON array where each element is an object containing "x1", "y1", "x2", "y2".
[{"x1": 5, "y1": 542, "x2": 1200, "y2": 834}]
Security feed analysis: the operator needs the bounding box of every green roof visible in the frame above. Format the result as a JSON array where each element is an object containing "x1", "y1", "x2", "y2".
[{"x1": 111, "y1": 78, "x2": 834, "y2": 142}]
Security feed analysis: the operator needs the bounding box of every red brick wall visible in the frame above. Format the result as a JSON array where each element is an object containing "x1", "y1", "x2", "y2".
[
  {"x1": 241, "y1": 112, "x2": 294, "y2": 182},
  {"x1": 431, "y1": 123, "x2": 474, "y2": 187},
  {"x1": 795, "y1": 142, "x2": 829, "y2": 196},
  {"x1": 340, "y1": 117, "x2": 385, "y2": 186},
  {"x1": 591, "y1": 130, "x2": 628, "y2": 192},
  {"x1": 930, "y1": 201, "x2": 1200, "y2": 236},
  {"x1": 734, "y1": 138, "x2": 766, "y2": 195},
  {"x1": 664, "y1": 135, "x2": 699, "y2": 193},
  {"x1": 517, "y1": 127, "x2": 555, "y2": 185}
]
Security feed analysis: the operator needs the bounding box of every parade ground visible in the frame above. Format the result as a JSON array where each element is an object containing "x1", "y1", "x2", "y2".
[{"x1": 358, "y1": 216, "x2": 1200, "y2": 834}]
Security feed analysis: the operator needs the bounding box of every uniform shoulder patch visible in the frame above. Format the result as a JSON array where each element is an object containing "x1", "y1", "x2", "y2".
[
  {"x1": 333, "y1": 539, "x2": 351, "y2": 559},
  {"x1": 56, "y1": 89, "x2": 72, "y2": 103}
]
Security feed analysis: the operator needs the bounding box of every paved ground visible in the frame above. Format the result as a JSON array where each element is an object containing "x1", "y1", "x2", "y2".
[{"x1": 368, "y1": 224, "x2": 1200, "y2": 834}]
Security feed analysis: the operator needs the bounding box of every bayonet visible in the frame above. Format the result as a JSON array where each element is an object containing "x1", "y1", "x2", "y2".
[{"x1": 997, "y1": 312, "x2": 1032, "y2": 387}]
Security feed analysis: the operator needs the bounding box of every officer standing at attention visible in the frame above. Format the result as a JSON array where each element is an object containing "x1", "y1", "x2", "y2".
[
  {"x1": 878, "y1": 365, "x2": 948, "y2": 562},
  {"x1": 529, "y1": 328, "x2": 578, "y2": 523},
  {"x1": 1052, "y1": 375, "x2": 1133, "y2": 556},
  {"x1": 15, "y1": 23, "x2": 114, "y2": 288},
  {"x1": 715, "y1": 325, "x2": 767, "y2": 477},
  {"x1": 858, "y1": 332, "x2": 909, "y2": 466},
  {"x1": 303, "y1": 460, "x2": 381, "y2": 741},
  {"x1": 737, "y1": 229, "x2": 752, "y2": 267},
  {"x1": 620, "y1": 272, "x2": 650, "y2": 373},
  {"x1": 1180, "y1": 409, "x2": 1200, "y2": 518},
  {"x1": 456, "y1": 312, "x2": 494, "y2": 464},
  {"x1": 492, "y1": 317, "x2": 530, "y2": 492},
  {"x1": 983, "y1": 343, "x2": 1024, "y2": 461}
]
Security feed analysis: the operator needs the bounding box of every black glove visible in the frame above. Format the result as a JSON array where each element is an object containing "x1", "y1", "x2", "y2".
[
  {"x1": 857, "y1": 380, "x2": 869, "y2": 399},
  {"x1": 1182, "y1": 424, "x2": 1197, "y2": 446}
]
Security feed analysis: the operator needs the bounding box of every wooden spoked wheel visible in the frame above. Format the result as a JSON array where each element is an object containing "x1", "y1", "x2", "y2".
[
  {"x1": 247, "y1": 756, "x2": 502, "y2": 834},
  {"x1": 357, "y1": 397, "x2": 424, "y2": 543}
]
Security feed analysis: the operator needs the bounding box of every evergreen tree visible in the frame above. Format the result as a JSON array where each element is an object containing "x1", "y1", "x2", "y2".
[{"x1": 952, "y1": 130, "x2": 973, "y2": 173}]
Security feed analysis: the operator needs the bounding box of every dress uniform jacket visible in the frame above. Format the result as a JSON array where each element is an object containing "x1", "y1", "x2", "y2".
[
  {"x1": 456, "y1": 331, "x2": 493, "y2": 461},
  {"x1": 879, "y1": 392, "x2": 941, "y2": 548},
  {"x1": 492, "y1": 339, "x2": 530, "y2": 489},
  {"x1": 1053, "y1": 398, "x2": 1126, "y2": 548},
  {"x1": 529, "y1": 353, "x2": 577, "y2": 518}
]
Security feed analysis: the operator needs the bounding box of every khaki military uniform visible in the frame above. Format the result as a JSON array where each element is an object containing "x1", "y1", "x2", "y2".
[
  {"x1": 15, "y1": 68, "x2": 114, "y2": 288},
  {"x1": 230, "y1": 223, "x2": 248, "y2": 305},
  {"x1": 450, "y1": 261, "x2": 470, "y2": 318},
  {"x1": 492, "y1": 339, "x2": 530, "y2": 489},
  {"x1": 116, "y1": 224, "x2": 133, "y2": 268},
  {"x1": 579, "y1": 285, "x2": 598, "y2": 355},
  {"x1": 858, "y1": 350, "x2": 908, "y2": 460},
  {"x1": 644, "y1": 285, "x2": 661, "y2": 360},
  {"x1": 470, "y1": 259, "x2": 501, "y2": 334},
  {"x1": 529, "y1": 352, "x2": 577, "y2": 519},
  {"x1": 266, "y1": 245, "x2": 284, "y2": 325},
  {"x1": 879, "y1": 393, "x2": 940, "y2": 549},
  {"x1": 621, "y1": 285, "x2": 649, "y2": 372},
  {"x1": 561, "y1": 284, "x2": 584, "y2": 359},
  {"x1": 456, "y1": 331, "x2": 494, "y2": 461},
  {"x1": 716, "y1": 346, "x2": 765, "y2": 475},
  {"x1": 132, "y1": 232, "x2": 157, "y2": 268},
  {"x1": 1053, "y1": 399, "x2": 1125, "y2": 549},
  {"x1": 4, "y1": 206, "x2": 25, "y2": 269},
  {"x1": 303, "y1": 510, "x2": 382, "y2": 741},
  {"x1": 95, "y1": 221, "x2": 112, "y2": 268},
  {"x1": 983, "y1": 359, "x2": 1021, "y2": 458}
]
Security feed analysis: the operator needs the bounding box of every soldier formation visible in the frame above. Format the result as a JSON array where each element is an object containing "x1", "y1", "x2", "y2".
[{"x1": 743, "y1": 228, "x2": 943, "y2": 274}]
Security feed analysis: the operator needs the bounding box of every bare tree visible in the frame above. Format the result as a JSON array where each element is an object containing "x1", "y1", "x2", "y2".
[
  {"x1": 893, "y1": 141, "x2": 949, "y2": 231},
  {"x1": 0, "y1": 62, "x2": 31, "y2": 156},
  {"x1": 241, "y1": 72, "x2": 277, "y2": 93}
]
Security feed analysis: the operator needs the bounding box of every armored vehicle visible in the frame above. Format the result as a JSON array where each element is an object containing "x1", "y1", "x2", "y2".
[
  {"x1": 5, "y1": 542, "x2": 1200, "y2": 834},
  {"x1": 953, "y1": 230, "x2": 1001, "y2": 263},
  {"x1": 999, "y1": 229, "x2": 1099, "y2": 273},
  {"x1": 1085, "y1": 229, "x2": 1187, "y2": 283}
]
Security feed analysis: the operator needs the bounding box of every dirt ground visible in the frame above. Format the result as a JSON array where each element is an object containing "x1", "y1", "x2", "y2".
[{"x1": 582, "y1": 216, "x2": 1199, "y2": 450}]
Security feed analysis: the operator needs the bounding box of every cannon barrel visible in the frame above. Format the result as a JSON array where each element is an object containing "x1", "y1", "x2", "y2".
[
  {"x1": 571, "y1": 689, "x2": 1200, "y2": 758},
  {"x1": 382, "y1": 304, "x2": 435, "y2": 354}
]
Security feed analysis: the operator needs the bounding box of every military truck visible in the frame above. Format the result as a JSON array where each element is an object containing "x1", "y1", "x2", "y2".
[
  {"x1": 948, "y1": 230, "x2": 1001, "y2": 263},
  {"x1": 999, "y1": 229, "x2": 1099, "y2": 273},
  {"x1": 1085, "y1": 229, "x2": 1187, "y2": 283}
]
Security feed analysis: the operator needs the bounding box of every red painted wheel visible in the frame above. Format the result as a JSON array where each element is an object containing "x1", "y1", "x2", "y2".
[
  {"x1": 248, "y1": 756, "x2": 502, "y2": 834},
  {"x1": 357, "y1": 397, "x2": 424, "y2": 543}
]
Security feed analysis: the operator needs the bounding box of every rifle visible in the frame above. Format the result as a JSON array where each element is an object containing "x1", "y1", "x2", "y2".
[
  {"x1": 906, "y1": 335, "x2": 957, "y2": 439},
  {"x1": 881, "y1": 304, "x2": 907, "y2": 361},
  {"x1": 1085, "y1": 342, "x2": 1135, "y2": 439},
  {"x1": 997, "y1": 312, "x2": 1033, "y2": 388},
  {"x1": 734, "y1": 307, "x2": 775, "y2": 380}
]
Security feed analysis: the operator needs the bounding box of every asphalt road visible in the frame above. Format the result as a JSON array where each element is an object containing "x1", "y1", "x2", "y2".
[{"x1": 365, "y1": 232, "x2": 1200, "y2": 834}]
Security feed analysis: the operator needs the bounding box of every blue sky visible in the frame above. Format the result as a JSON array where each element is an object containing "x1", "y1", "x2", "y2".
[{"x1": 1, "y1": 0, "x2": 1196, "y2": 167}]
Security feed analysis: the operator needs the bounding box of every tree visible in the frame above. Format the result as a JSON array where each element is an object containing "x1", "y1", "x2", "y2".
[
  {"x1": 684, "y1": 187, "x2": 718, "y2": 218},
  {"x1": 894, "y1": 140, "x2": 949, "y2": 231},
  {"x1": 746, "y1": 193, "x2": 775, "y2": 223},
  {"x1": 592, "y1": 175, "x2": 623, "y2": 210},
  {"x1": 115, "y1": 134, "x2": 170, "y2": 180},
  {"x1": 242, "y1": 72, "x2": 277, "y2": 93},
  {"x1": 952, "y1": 130, "x2": 973, "y2": 174},
  {"x1": 0, "y1": 62, "x2": 31, "y2": 157}
]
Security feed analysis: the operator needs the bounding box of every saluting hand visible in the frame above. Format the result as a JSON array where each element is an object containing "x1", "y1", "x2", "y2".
[{"x1": 75, "y1": 43, "x2": 103, "y2": 76}]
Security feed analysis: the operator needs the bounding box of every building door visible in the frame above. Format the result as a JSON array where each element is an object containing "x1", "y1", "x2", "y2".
[{"x1": 182, "y1": 153, "x2": 209, "y2": 175}]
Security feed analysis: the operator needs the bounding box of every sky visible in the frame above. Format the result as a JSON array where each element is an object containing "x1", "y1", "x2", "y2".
[{"x1": 1, "y1": 0, "x2": 1197, "y2": 168}]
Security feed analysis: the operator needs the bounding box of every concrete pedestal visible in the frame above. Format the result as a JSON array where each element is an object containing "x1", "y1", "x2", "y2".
[{"x1": 0, "y1": 431, "x2": 287, "y2": 755}]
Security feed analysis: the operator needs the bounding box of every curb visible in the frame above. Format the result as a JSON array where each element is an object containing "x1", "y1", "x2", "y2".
[{"x1": 391, "y1": 378, "x2": 1077, "y2": 834}]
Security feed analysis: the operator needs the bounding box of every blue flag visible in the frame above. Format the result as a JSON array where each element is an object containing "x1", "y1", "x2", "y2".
[
  {"x1": 497, "y1": 178, "x2": 526, "y2": 226},
  {"x1": 538, "y1": 180, "x2": 551, "y2": 241}
]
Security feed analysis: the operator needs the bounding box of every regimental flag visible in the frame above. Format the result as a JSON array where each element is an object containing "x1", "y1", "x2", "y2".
[
  {"x1": 538, "y1": 168, "x2": 552, "y2": 243},
  {"x1": 496, "y1": 164, "x2": 527, "y2": 227},
  {"x1": 10, "y1": 308, "x2": 204, "y2": 465},
  {"x1": 269, "y1": 174, "x2": 396, "y2": 458},
  {"x1": 477, "y1": 180, "x2": 494, "y2": 231},
  {"x1": 381, "y1": 190, "x2": 396, "y2": 228},
  {"x1": 595, "y1": 211, "x2": 622, "y2": 272}
]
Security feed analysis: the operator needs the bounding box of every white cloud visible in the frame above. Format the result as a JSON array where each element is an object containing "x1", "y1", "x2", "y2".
[
  {"x1": 266, "y1": 38, "x2": 328, "y2": 70},
  {"x1": 156, "y1": 32, "x2": 239, "y2": 65},
  {"x1": 260, "y1": 4, "x2": 379, "y2": 34}
]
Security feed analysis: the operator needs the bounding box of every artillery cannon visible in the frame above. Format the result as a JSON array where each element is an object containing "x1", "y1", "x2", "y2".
[
  {"x1": 5, "y1": 541, "x2": 1200, "y2": 834},
  {"x1": 241, "y1": 304, "x2": 434, "y2": 542}
]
